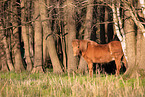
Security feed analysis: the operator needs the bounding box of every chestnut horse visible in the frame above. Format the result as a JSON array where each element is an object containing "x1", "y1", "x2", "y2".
[{"x1": 72, "y1": 39, "x2": 127, "y2": 77}]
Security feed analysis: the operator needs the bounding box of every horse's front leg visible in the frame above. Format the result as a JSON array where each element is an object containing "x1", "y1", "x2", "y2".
[
  {"x1": 83, "y1": 55, "x2": 93, "y2": 77},
  {"x1": 87, "y1": 62, "x2": 93, "y2": 77}
]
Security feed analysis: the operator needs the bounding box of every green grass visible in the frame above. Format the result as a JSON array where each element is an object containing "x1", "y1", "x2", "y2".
[{"x1": 0, "y1": 72, "x2": 144, "y2": 97}]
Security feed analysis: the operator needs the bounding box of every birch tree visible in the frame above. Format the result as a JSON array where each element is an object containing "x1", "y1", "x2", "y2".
[{"x1": 122, "y1": 0, "x2": 145, "y2": 78}]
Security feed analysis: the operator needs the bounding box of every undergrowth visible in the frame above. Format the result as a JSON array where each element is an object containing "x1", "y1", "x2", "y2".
[{"x1": 0, "y1": 72, "x2": 144, "y2": 97}]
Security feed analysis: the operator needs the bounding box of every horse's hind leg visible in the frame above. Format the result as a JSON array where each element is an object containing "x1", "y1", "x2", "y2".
[
  {"x1": 122, "y1": 55, "x2": 128, "y2": 69},
  {"x1": 115, "y1": 59, "x2": 121, "y2": 76}
]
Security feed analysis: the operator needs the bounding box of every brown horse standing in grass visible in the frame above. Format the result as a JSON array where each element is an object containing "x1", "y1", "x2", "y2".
[{"x1": 72, "y1": 39, "x2": 127, "y2": 77}]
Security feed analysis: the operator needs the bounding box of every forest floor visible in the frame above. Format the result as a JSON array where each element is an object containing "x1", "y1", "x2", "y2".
[{"x1": 0, "y1": 71, "x2": 145, "y2": 97}]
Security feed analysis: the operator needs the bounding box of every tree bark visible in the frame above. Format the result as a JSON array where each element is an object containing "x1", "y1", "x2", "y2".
[
  {"x1": 62, "y1": 1, "x2": 68, "y2": 72},
  {"x1": 123, "y1": 1, "x2": 136, "y2": 78},
  {"x1": 31, "y1": 0, "x2": 43, "y2": 73},
  {"x1": 2, "y1": 36, "x2": 14, "y2": 71},
  {"x1": 122, "y1": 0, "x2": 145, "y2": 78},
  {"x1": 39, "y1": 0, "x2": 63, "y2": 73},
  {"x1": 78, "y1": 0, "x2": 94, "y2": 74},
  {"x1": 100, "y1": 6, "x2": 106, "y2": 44},
  {"x1": 0, "y1": 46, "x2": 8, "y2": 72},
  {"x1": 0, "y1": 28, "x2": 9, "y2": 72},
  {"x1": 1, "y1": 58, "x2": 9, "y2": 72},
  {"x1": 21, "y1": 0, "x2": 33, "y2": 71},
  {"x1": 111, "y1": 2, "x2": 127, "y2": 61},
  {"x1": 96, "y1": 0, "x2": 101, "y2": 43},
  {"x1": 0, "y1": 6, "x2": 14, "y2": 71},
  {"x1": 66, "y1": 0, "x2": 78, "y2": 73},
  {"x1": 137, "y1": 0, "x2": 145, "y2": 71},
  {"x1": 12, "y1": 0, "x2": 25, "y2": 72}
]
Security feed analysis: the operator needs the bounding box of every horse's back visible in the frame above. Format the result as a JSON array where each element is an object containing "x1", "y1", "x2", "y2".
[
  {"x1": 108, "y1": 41, "x2": 123, "y2": 55},
  {"x1": 84, "y1": 42, "x2": 113, "y2": 63}
]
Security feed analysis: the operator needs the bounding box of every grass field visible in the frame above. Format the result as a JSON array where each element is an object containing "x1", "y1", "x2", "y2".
[{"x1": 0, "y1": 71, "x2": 144, "y2": 97}]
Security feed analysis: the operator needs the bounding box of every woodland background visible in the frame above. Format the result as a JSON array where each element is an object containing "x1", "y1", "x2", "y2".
[{"x1": 0, "y1": 0, "x2": 145, "y2": 79}]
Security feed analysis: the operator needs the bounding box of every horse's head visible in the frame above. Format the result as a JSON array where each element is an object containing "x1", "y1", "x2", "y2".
[
  {"x1": 72, "y1": 39, "x2": 89, "y2": 56},
  {"x1": 72, "y1": 39, "x2": 80, "y2": 56}
]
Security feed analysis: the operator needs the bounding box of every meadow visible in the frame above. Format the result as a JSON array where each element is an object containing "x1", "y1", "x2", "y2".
[{"x1": 0, "y1": 71, "x2": 144, "y2": 97}]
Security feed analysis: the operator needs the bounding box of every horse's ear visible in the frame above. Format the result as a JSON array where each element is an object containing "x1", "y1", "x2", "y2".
[
  {"x1": 80, "y1": 40, "x2": 89, "y2": 52},
  {"x1": 72, "y1": 39, "x2": 79, "y2": 43},
  {"x1": 72, "y1": 39, "x2": 79, "y2": 46}
]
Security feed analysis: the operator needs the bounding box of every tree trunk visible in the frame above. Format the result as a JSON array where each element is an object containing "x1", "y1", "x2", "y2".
[
  {"x1": 96, "y1": 0, "x2": 101, "y2": 43},
  {"x1": 27, "y1": 1, "x2": 34, "y2": 67},
  {"x1": 123, "y1": 2, "x2": 136, "y2": 78},
  {"x1": 1, "y1": 58, "x2": 9, "y2": 72},
  {"x1": 0, "y1": 47, "x2": 8, "y2": 72},
  {"x1": 111, "y1": 2, "x2": 127, "y2": 61},
  {"x1": 31, "y1": 0, "x2": 43, "y2": 73},
  {"x1": 0, "y1": 29, "x2": 9, "y2": 72},
  {"x1": 78, "y1": 0, "x2": 94, "y2": 74},
  {"x1": 100, "y1": 6, "x2": 106, "y2": 44},
  {"x1": 135, "y1": 1, "x2": 144, "y2": 72},
  {"x1": 28, "y1": 25, "x2": 34, "y2": 66},
  {"x1": 61, "y1": 38, "x2": 67, "y2": 72},
  {"x1": 66, "y1": 0, "x2": 78, "y2": 73},
  {"x1": 21, "y1": 0, "x2": 33, "y2": 71},
  {"x1": 12, "y1": 0, "x2": 25, "y2": 72},
  {"x1": 138, "y1": 0, "x2": 145, "y2": 72},
  {"x1": 107, "y1": 7, "x2": 113, "y2": 42},
  {"x1": 2, "y1": 36, "x2": 14, "y2": 71},
  {"x1": 39, "y1": 0, "x2": 63, "y2": 73},
  {"x1": 62, "y1": 1, "x2": 68, "y2": 72},
  {"x1": 105, "y1": 7, "x2": 109, "y2": 43},
  {"x1": 0, "y1": 9, "x2": 14, "y2": 71},
  {"x1": 122, "y1": 0, "x2": 145, "y2": 78}
]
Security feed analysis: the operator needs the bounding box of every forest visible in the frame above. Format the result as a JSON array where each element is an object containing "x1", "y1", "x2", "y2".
[{"x1": 0, "y1": 0, "x2": 145, "y2": 79}]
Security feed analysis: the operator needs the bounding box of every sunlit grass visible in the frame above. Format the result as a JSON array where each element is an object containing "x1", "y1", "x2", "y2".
[{"x1": 0, "y1": 72, "x2": 144, "y2": 97}]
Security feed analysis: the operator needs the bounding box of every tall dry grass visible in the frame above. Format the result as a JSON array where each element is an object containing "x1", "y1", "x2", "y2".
[{"x1": 0, "y1": 72, "x2": 144, "y2": 97}]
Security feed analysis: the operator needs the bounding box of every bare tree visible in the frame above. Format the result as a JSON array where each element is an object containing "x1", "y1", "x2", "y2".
[
  {"x1": 0, "y1": 1, "x2": 14, "y2": 71},
  {"x1": 40, "y1": 0, "x2": 63, "y2": 73},
  {"x1": 2, "y1": 34, "x2": 14, "y2": 71},
  {"x1": 21, "y1": 0, "x2": 33, "y2": 71},
  {"x1": 137, "y1": 0, "x2": 145, "y2": 72},
  {"x1": 78, "y1": 0, "x2": 94, "y2": 74},
  {"x1": 123, "y1": 4, "x2": 136, "y2": 78},
  {"x1": 65, "y1": 0, "x2": 78, "y2": 73},
  {"x1": 31, "y1": 0, "x2": 43, "y2": 73},
  {"x1": 0, "y1": 26, "x2": 9, "y2": 72},
  {"x1": 12, "y1": 0, "x2": 25, "y2": 72},
  {"x1": 110, "y1": 0, "x2": 145, "y2": 78}
]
